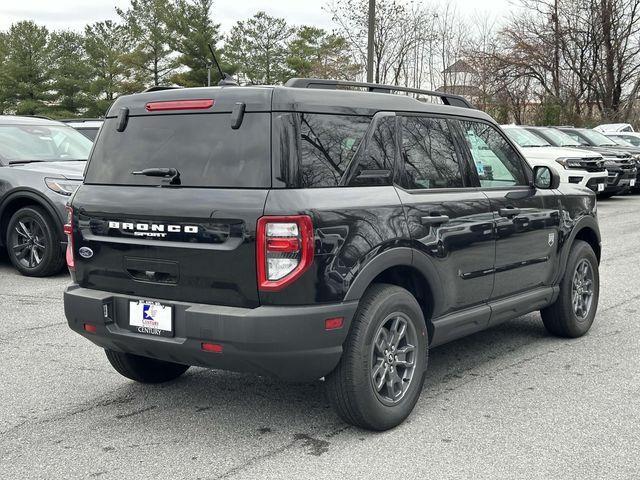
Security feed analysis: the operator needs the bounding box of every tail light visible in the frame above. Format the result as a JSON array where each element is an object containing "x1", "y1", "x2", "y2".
[
  {"x1": 257, "y1": 215, "x2": 314, "y2": 291},
  {"x1": 64, "y1": 206, "x2": 75, "y2": 271}
]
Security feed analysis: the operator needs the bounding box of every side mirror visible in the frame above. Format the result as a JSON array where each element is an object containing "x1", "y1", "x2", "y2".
[{"x1": 533, "y1": 166, "x2": 560, "y2": 189}]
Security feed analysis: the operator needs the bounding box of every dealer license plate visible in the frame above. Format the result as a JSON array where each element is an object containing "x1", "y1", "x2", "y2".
[{"x1": 129, "y1": 300, "x2": 173, "y2": 337}]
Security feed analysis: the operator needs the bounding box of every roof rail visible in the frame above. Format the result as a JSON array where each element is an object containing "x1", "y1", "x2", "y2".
[
  {"x1": 142, "y1": 86, "x2": 184, "y2": 93},
  {"x1": 284, "y1": 78, "x2": 474, "y2": 109},
  {"x1": 22, "y1": 115, "x2": 54, "y2": 120},
  {"x1": 59, "y1": 118, "x2": 103, "y2": 123}
]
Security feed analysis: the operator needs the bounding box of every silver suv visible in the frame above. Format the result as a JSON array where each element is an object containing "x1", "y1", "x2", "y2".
[{"x1": 0, "y1": 116, "x2": 92, "y2": 276}]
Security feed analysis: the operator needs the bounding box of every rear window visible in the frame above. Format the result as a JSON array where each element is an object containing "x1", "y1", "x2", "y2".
[{"x1": 85, "y1": 113, "x2": 270, "y2": 188}]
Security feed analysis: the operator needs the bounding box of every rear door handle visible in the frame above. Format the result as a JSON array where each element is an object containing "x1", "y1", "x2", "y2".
[
  {"x1": 421, "y1": 214, "x2": 450, "y2": 226},
  {"x1": 499, "y1": 207, "x2": 521, "y2": 217}
]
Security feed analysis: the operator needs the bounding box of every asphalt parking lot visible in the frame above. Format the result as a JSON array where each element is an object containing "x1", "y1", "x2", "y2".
[{"x1": 1, "y1": 195, "x2": 639, "y2": 480}]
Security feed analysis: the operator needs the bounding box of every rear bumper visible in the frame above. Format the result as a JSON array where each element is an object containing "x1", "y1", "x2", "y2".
[{"x1": 64, "y1": 285, "x2": 358, "y2": 381}]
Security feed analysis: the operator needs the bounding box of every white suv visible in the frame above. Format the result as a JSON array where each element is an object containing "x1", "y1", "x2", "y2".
[
  {"x1": 594, "y1": 123, "x2": 634, "y2": 133},
  {"x1": 501, "y1": 125, "x2": 608, "y2": 193}
]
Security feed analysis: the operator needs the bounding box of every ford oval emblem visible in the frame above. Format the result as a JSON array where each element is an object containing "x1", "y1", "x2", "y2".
[{"x1": 78, "y1": 247, "x2": 94, "y2": 259}]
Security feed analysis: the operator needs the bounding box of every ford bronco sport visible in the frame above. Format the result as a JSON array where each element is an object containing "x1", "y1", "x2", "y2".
[{"x1": 64, "y1": 79, "x2": 601, "y2": 431}]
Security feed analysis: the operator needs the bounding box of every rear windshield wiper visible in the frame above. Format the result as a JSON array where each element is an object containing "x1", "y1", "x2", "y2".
[{"x1": 131, "y1": 167, "x2": 181, "y2": 185}]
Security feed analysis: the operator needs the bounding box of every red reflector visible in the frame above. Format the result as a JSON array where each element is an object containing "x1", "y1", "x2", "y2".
[
  {"x1": 266, "y1": 237, "x2": 300, "y2": 252},
  {"x1": 83, "y1": 323, "x2": 97, "y2": 333},
  {"x1": 325, "y1": 317, "x2": 344, "y2": 330},
  {"x1": 201, "y1": 342, "x2": 223, "y2": 353},
  {"x1": 63, "y1": 224, "x2": 72, "y2": 235},
  {"x1": 145, "y1": 99, "x2": 214, "y2": 111}
]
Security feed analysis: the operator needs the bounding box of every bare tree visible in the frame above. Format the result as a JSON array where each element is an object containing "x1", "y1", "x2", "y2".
[{"x1": 325, "y1": 0, "x2": 438, "y2": 87}]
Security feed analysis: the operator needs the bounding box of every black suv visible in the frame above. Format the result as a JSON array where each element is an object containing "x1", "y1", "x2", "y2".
[{"x1": 64, "y1": 79, "x2": 601, "y2": 430}]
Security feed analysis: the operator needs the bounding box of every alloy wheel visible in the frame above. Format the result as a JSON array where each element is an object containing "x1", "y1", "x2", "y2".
[
  {"x1": 572, "y1": 258, "x2": 594, "y2": 320},
  {"x1": 370, "y1": 313, "x2": 418, "y2": 405},
  {"x1": 10, "y1": 216, "x2": 47, "y2": 270}
]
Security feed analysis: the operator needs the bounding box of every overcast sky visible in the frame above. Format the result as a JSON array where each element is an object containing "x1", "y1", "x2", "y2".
[{"x1": 0, "y1": 0, "x2": 517, "y2": 33}]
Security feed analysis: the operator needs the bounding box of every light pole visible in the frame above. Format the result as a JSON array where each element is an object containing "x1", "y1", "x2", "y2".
[{"x1": 366, "y1": 0, "x2": 375, "y2": 83}]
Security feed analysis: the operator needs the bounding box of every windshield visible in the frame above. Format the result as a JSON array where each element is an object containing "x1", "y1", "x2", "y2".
[
  {"x1": 537, "y1": 127, "x2": 580, "y2": 147},
  {"x1": 503, "y1": 127, "x2": 551, "y2": 147},
  {"x1": 613, "y1": 134, "x2": 640, "y2": 147},
  {"x1": 609, "y1": 136, "x2": 634, "y2": 147},
  {"x1": 0, "y1": 125, "x2": 92, "y2": 163},
  {"x1": 580, "y1": 129, "x2": 618, "y2": 146}
]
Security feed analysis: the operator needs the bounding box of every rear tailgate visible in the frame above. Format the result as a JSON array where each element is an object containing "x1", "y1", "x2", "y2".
[
  {"x1": 72, "y1": 186, "x2": 267, "y2": 307},
  {"x1": 71, "y1": 91, "x2": 272, "y2": 308}
]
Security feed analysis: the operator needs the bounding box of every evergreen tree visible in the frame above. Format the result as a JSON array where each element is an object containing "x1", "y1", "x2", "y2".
[
  {"x1": 287, "y1": 26, "x2": 360, "y2": 80},
  {"x1": 225, "y1": 12, "x2": 293, "y2": 85},
  {"x1": 167, "y1": 0, "x2": 233, "y2": 86},
  {"x1": 49, "y1": 31, "x2": 90, "y2": 117},
  {"x1": 0, "y1": 21, "x2": 51, "y2": 115},
  {"x1": 84, "y1": 20, "x2": 138, "y2": 117},
  {"x1": 117, "y1": 0, "x2": 176, "y2": 86},
  {"x1": 0, "y1": 32, "x2": 8, "y2": 114}
]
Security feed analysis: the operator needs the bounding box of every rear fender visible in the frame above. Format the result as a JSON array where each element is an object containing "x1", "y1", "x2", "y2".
[{"x1": 343, "y1": 246, "x2": 445, "y2": 318}]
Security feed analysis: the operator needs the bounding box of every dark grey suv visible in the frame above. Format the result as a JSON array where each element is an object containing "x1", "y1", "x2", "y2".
[{"x1": 0, "y1": 116, "x2": 92, "y2": 276}]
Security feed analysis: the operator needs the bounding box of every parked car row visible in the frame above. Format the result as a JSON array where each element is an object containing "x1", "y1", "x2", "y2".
[{"x1": 501, "y1": 124, "x2": 639, "y2": 198}]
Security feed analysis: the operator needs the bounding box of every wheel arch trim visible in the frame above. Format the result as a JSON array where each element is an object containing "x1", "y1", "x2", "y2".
[
  {"x1": 557, "y1": 215, "x2": 601, "y2": 283},
  {"x1": 343, "y1": 246, "x2": 445, "y2": 317},
  {"x1": 0, "y1": 189, "x2": 65, "y2": 245}
]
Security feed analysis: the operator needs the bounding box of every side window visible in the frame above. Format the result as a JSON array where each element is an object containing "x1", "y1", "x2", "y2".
[
  {"x1": 459, "y1": 120, "x2": 527, "y2": 187},
  {"x1": 348, "y1": 115, "x2": 396, "y2": 186},
  {"x1": 399, "y1": 116, "x2": 463, "y2": 189},
  {"x1": 298, "y1": 114, "x2": 369, "y2": 188}
]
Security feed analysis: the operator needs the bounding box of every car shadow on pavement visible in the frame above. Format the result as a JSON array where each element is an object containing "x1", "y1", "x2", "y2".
[
  {"x1": 0, "y1": 250, "x2": 71, "y2": 279},
  {"x1": 84, "y1": 312, "x2": 557, "y2": 437}
]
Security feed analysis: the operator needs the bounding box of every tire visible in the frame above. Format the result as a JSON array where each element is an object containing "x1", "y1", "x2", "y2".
[
  {"x1": 105, "y1": 349, "x2": 190, "y2": 383},
  {"x1": 325, "y1": 283, "x2": 428, "y2": 431},
  {"x1": 5, "y1": 206, "x2": 65, "y2": 277},
  {"x1": 541, "y1": 240, "x2": 599, "y2": 338}
]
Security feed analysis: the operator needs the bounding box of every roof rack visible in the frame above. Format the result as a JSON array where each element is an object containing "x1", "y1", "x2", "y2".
[
  {"x1": 284, "y1": 78, "x2": 474, "y2": 109},
  {"x1": 142, "y1": 86, "x2": 184, "y2": 93}
]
